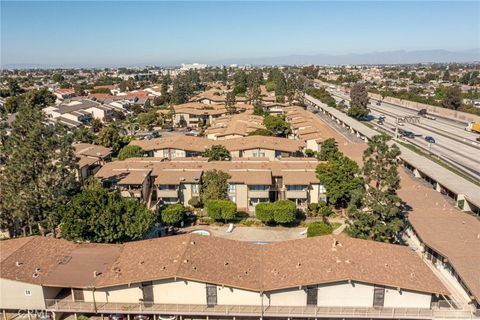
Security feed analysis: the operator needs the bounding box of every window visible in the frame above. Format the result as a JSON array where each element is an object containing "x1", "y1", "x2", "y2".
[
  {"x1": 24, "y1": 289, "x2": 32, "y2": 296},
  {"x1": 228, "y1": 183, "x2": 236, "y2": 193},
  {"x1": 191, "y1": 184, "x2": 199, "y2": 194},
  {"x1": 249, "y1": 185, "x2": 268, "y2": 191},
  {"x1": 163, "y1": 150, "x2": 169, "y2": 158},
  {"x1": 159, "y1": 185, "x2": 177, "y2": 190},
  {"x1": 249, "y1": 198, "x2": 268, "y2": 206},
  {"x1": 373, "y1": 286, "x2": 385, "y2": 307},
  {"x1": 206, "y1": 285, "x2": 217, "y2": 307},
  {"x1": 253, "y1": 150, "x2": 265, "y2": 158},
  {"x1": 287, "y1": 185, "x2": 307, "y2": 191}
]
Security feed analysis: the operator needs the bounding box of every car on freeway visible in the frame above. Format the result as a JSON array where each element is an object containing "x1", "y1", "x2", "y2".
[
  {"x1": 376, "y1": 101, "x2": 381, "y2": 106},
  {"x1": 425, "y1": 136, "x2": 435, "y2": 143}
]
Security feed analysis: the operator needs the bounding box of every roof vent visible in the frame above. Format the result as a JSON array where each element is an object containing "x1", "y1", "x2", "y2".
[
  {"x1": 224, "y1": 261, "x2": 229, "y2": 266},
  {"x1": 244, "y1": 271, "x2": 249, "y2": 275},
  {"x1": 296, "y1": 263, "x2": 302, "y2": 268},
  {"x1": 192, "y1": 266, "x2": 197, "y2": 270},
  {"x1": 32, "y1": 272, "x2": 39, "y2": 278},
  {"x1": 93, "y1": 271, "x2": 101, "y2": 278},
  {"x1": 183, "y1": 259, "x2": 189, "y2": 263},
  {"x1": 15, "y1": 261, "x2": 23, "y2": 267},
  {"x1": 161, "y1": 266, "x2": 166, "y2": 270},
  {"x1": 35, "y1": 268, "x2": 41, "y2": 272},
  {"x1": 345, "y1": 260, "x2": 350, "y2": 264},
  {"x1": 139, "y1": 260, "x2": 145, "y2": 265},
  {"x1": 190, "y1": 241, "x2": 196, "y2": 245}
]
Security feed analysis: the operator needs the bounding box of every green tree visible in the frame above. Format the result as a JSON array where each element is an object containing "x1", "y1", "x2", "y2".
[
  {"x1": 316, "y1": 154, "x2": 361, "y2": 208},
  {"x1": 137, "y1": 110, "x2": 159, "y2": 130},
  {"x1": 60, "y1": 179, "x2": 154, "y2": 243},
  {"x1": 96, "y1": 125, "x2": 122, "y2": 152},
  {"x1": 200, "y1": 170, "x2": 230, "y2": 204},
  {"x1": 206, "y1": 199, "x2": 236, "y2": 223},
  {"x1": 346, "y1": 135, "x2": 403, "y2": 243},
  {"x1": 442, "y1": 86, "x2": 462, "y2": 110},
  {"x1": 225, "y1": 91, "x2": 236, "y2": 114},
  {"x1": 0, "y1": 103, "x2": 79, "y2": 236},
  {"x1": 23, "y1": 88, "x2": 56, "y2": 109},
  {"x1": 263, "y1": 114, "x2": 291, "y2": 137},
  {"x1": 52, "y1": 73, "x2": 65, "y2": 83},
  {"x1": 255, "y1": 202, "x2": 275, "y2": 224},
  {"x1": 317, "y1": 138, "x2": 340, "y2": 161},
  {"x1": 3, "y1": 96, "x2": 23, "y2": 113},
  {"x1": 161, "y1": 203, "x2": 185, "y2": 225},
  {"x1": 8, "y1": 79, "x2": 22, "y2": 96},
  {"x1": 248, "y1": 128, "x2": 272, "y2": 136},
  {"x1": 118, "y1": 145, "x2": 144, "y2": 160},
  {"x1": 73, "y1": 126, "x2": 97, "y2": 144},
  {"x1": 348, "y1": 83, "x2": 370, "y2": 119},
  {"x1": 90, "y1": 118, "x2": 103, "y2": 132},
  {"x1": 202, "y1": 145, "x2": 231, "y2": 161}
]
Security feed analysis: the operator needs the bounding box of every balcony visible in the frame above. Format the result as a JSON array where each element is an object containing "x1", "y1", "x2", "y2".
[
  {"x1": 157, "y1": 189, "x2": 179, "y2": 198},
  {"x1": 44, "y1": 299, "x2": 475, "y2": 319},
  {"x1": 285, "y1": 190, "x2": 308, "y2": 199},
  {"x1": 248, "y1": 190, "x2": 270, "y2": 198}
]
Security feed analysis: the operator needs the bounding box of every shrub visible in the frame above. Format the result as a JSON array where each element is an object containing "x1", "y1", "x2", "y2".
[
  {"x1": 161, "y1": 204, "x2": 185, "y2": 225},
  {"x1": 206, "y1": 199, "x2": 236, "y2": 222},
  {"x1": 117, "y1": 145, "x2": 144, "y2": 160},
  {"x1": 188, "y1": 197, "x2": 202, "y2": 208},
  {"x1": 255, "y1": 202, "x2": 275, "y2": 223},
  {"x1": 273, "y1": 200, "x2": 296, "y2": 224},
  {"x1": 255, "y1": 200, "x2": 296, "y2": 224},
  {"x1": 307, "y1": 222, "x2": 333, "y2": 237}
]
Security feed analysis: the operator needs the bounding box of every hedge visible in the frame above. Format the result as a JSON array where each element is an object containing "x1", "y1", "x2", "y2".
[
  {"x1": 206, "y1": 199, "x2": 236, "y2": 222},
  {"x1": 307, "y1": 222, "x2": 334, "y2": 237},
  {"x1": 255, "y1": 200, "x2": 296, "y2": 224}
]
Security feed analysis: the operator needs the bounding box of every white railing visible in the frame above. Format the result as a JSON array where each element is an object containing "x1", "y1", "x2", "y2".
[{"x1": 44, "y1": 300, "x2": 478, "y2": 319}]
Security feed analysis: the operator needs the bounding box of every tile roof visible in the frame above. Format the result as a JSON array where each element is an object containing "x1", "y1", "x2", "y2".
[{"x1": 0, "y1": 235, "x2": 448, "y2": 295}]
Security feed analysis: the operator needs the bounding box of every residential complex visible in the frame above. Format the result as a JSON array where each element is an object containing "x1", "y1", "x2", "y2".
[
  {"x1": 95, "y1": 157, "x2": 325, "y2": 210},
  {"x1": 1, "y1": 234, "x2": 450, "y2": 317}
]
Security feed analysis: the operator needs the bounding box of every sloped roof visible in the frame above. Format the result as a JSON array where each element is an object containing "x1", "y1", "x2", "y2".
[{"x1": 0, "y1": 234, "x2": 448, "y2": 296}]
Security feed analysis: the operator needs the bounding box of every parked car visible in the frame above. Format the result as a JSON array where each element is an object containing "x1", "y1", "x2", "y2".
[
  {"x1": 150, "y1": 131, "x2": 161, "y2": 138},
  {"x1": 425, "y1": 136, "x2": 435, "y2": 143},
  {"x1": 133, "y1": 316, "x2": 150, "y2": 320},
  {"x1": 109, "y1": 315, "x2": 126, "y2": 320},
  {"x1": 37, "y1": 312, "x2": 53, "y2": 320}
]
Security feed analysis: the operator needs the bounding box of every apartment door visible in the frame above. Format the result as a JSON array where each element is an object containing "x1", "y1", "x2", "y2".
[
  {"x1": 306, "y1": 286, "x2": 318, "y2": 306},
  {"x1": 142, "y1": 281, "x2": 154, "y2": 306},
  {"x1": 72, "y1": 289, "x2": 84, "y2": 301},
  {"x1": 373, "y1": 286, "x2": 385, "y2": 307},
  {"x1": 206, "y1": 284, "x2": 217, "y2": 307}
]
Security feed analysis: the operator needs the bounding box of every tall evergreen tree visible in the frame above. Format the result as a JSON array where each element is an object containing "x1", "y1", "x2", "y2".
[
  {"x1": 0, "y1": 104, "x2": 79, "y2": 236},
  {"x1": 348, "y1": 83, "x2": 370, "y2": 119},
  {"x1": 225, "y1": 91, "x2": 236, "y2": 114},
  {"x1": 346, "y1": 135, "x2": 403, "y2": 243}
]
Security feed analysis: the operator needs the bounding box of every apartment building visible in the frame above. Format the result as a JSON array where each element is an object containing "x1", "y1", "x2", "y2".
[
  {"x1": 130, "y1": 135, "x2": 306, "y2": 161},
  {"x1": 0, "y1": 234, "x2": 450, "y2": 318},
  {"x1": 284, "y1": 106, "x2": 331, "y2": 152},
  {"x1": 95, "y1": 158, "x2": 324, "y2": 212},
  {"x1": 73, "y1": 143, "x2": 112, "y2": 181},
  {"x1": 43, "y1": 99, "x2": 122, "y2": 128},
  {"x1": 173, "y1": 102, "x2": 228, "y2": 127},
  {"x1": 205, "y1": 113, "x2": 265, "y2": 140}
]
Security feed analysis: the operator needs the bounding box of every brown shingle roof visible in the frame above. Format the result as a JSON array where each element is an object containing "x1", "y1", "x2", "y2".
[{"x1": 0, "y1": 235, "x2": 448, "y2": 295}]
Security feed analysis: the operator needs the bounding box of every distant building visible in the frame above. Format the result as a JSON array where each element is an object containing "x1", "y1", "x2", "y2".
[{"x1": 181, "y1": 63, "x2": 208, "y2": 70}]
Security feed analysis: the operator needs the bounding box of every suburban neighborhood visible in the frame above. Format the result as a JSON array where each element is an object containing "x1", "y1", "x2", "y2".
[{"x1": 1, "y1": 1, "x2": 479, "y2": 320}]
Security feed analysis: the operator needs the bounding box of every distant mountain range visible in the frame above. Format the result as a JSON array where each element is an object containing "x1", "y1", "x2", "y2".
[
  {"x1": 211, "y1": 49, "x2": 480, "y2": 66},
  {"x1": 2, "y1": 49, "x2": 479, "y2": 69}
]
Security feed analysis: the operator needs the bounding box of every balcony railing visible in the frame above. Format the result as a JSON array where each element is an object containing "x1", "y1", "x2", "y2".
[{"x1": 44, "y1": 300, "x2": 477, "y2": 319}]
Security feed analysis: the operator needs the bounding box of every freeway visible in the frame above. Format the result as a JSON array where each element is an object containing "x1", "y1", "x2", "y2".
[{"x1": 327, "y1": 89, "x2": 480, "y2": 180}]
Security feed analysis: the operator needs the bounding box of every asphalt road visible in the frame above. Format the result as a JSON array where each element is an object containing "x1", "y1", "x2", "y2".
[{"x1": 328, "y1": 89, "x2": 480, "y2": 180}]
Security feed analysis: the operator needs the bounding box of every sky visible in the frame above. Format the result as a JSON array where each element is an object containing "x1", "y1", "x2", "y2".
[{"x1": 1, "y1": 1, "x2": 479, "y2": 67}]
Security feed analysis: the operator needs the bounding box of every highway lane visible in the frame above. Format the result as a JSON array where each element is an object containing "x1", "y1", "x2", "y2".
[
  {"x1": 328, "y1": 91, "x2": 480, "y2": 180},
  {"x1": 330, "y1": 89, "x2": 480, "y2": 142}
]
